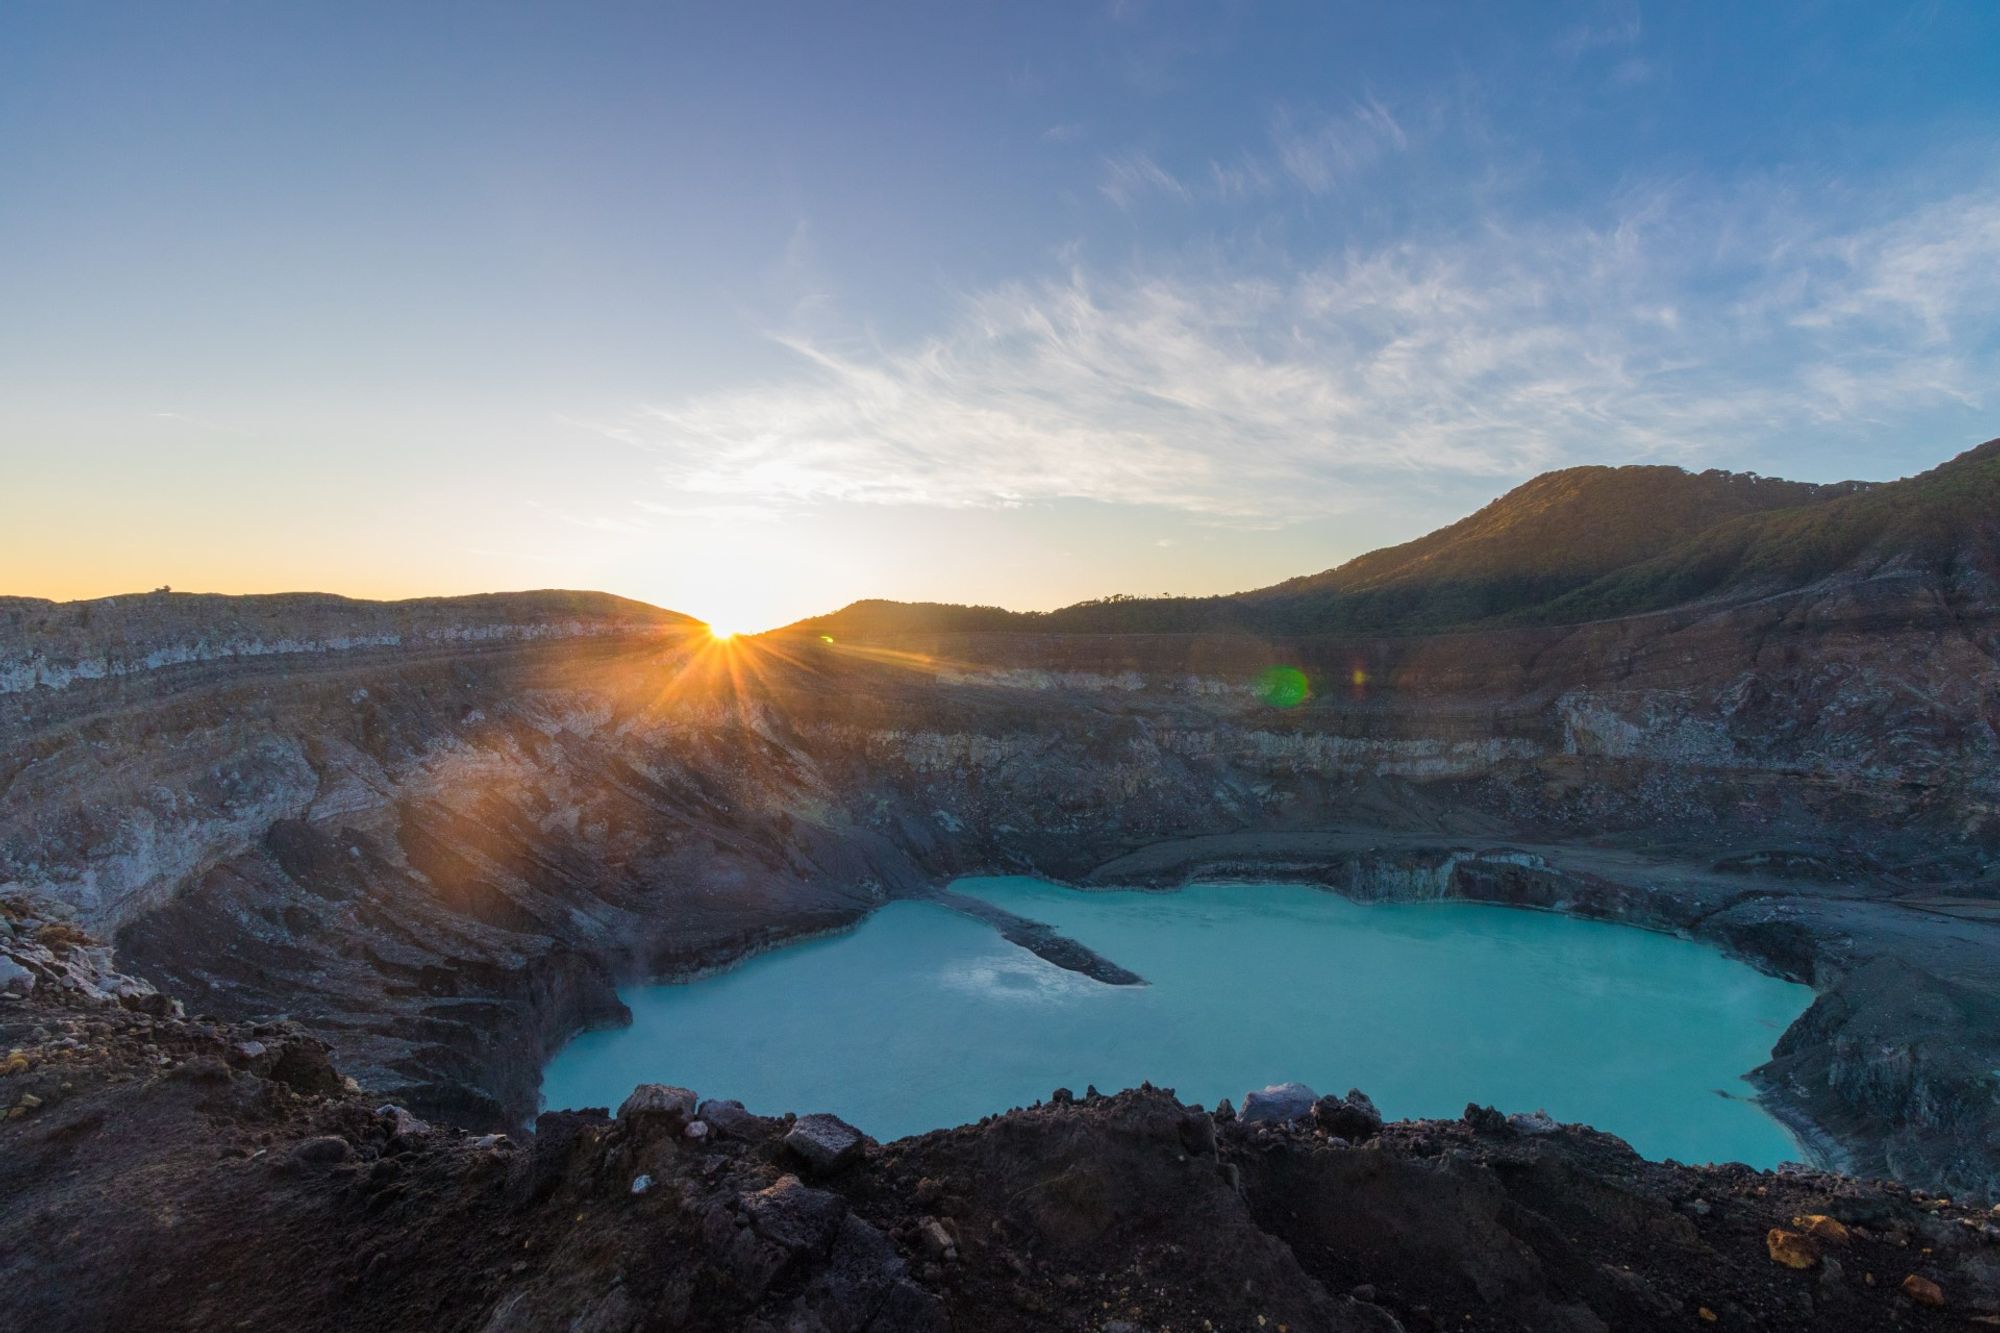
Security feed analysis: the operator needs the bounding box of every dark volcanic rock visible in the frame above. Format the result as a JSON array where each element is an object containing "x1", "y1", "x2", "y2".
[
  {"x1": 5, "y1": 977, "x2": 2000, "y2": 1331},
  {"x1": 786, "y1": 1112, "x2": 866, "y2": 1173},
  {"x1": 617, "y1": 1082, "x2": 697, "y2": 1123},
  {"x1": 698, "y1": 1097, "x2": 769, "y2": 1139},
  {"x1": 291, "y1": 1135, "x2": 353, "y2": 1166},
  {"x1": 1240, "y1": 1081, "x2": 1318, "y2": 1124},
  {"x1": 741, "y1": 1173, "x2": 849, "y2": 1254},
  {"x1": 1313, "y1": 1089, "x2": 1384, "y2": 1140}
]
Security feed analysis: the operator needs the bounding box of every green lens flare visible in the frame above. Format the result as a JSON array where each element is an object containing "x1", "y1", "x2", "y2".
[{"x1": 1256, "y1": 665, "x2": 1310, "y2": 709}]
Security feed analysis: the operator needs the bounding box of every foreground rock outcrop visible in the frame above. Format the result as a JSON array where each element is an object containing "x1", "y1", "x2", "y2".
[{"x1": 5, "y1": 977, "x2": 1999, "y2": 1332}]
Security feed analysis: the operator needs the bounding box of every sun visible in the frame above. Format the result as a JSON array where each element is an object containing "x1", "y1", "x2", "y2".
[{"x1": 705, "y1": 624, "x2": 739, "y2": 642}]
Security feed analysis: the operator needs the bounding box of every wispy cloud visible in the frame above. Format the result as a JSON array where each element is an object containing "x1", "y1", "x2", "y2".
[
  {"x1": 622, "y1": 182, "x2": 2000, "y2": 524},
  {"x1": 1269, "y1": 100, "x2": 1408, "y2": 195},
  {"x1": 1100, "y1": 101, "x2": 1414, "y2": 207},
  {"x1": 1554, "y1": 2, "x2": 1643, "y2": 58},
  {"x1": 1789, "y1": 195, "x2": 2000, "y2": 344},
  {"x1": 1099, "y1": 151, "x2": 1192, "y2": 207}
]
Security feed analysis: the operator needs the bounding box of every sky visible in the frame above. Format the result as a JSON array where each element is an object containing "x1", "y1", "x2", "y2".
[{"x1": 3, "y1": 2, "x2": 1998, "y2": 631}]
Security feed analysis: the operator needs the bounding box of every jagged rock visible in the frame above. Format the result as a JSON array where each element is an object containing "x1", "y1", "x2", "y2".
[
  {"x1": 618, "y1": 1083, "x2": 697, "y2": 1123},
  {"x1": 916, "y1": 1217, "x2": 955, "y2": 1261},
  {"x1": 697, "y1": 1097, "x2": 765, "y2": 1139},
  {"x1": 1767, "y1": 1228, "x2": 1821, "y2": 1269},
  {"x1": 0, "y1": 957, "x2": 32, "y2": 997},
  {"x1": 1177, "y1": 1109, "x2": 1217, "y2": 1155},
  {"x1": 1794, "y1": 1213, "x2": 1851, "y2": 1245},
  {"x1": 712, "y1": 1221, "x2": 790, "y2": 1299},
  {"x1": 742, "y1": 1174, "x2": 849, "y2": 1256},
  {"x1": 1462, "y1": 1103, "x2": 1509, "y2": 1134},
  {"x1": 1312, "y1": 1089, "x2": 1383, "y2": 1140},
  {"x1": 1508, "y1": 1109, "x2": 1561, "y2": 1136},
  {"x1": 785, "y1": 1113, "x2": 864, "y2": 1172},
  {"x1": 802, "y1": 1213, "x2": 939, "y2": 1333},
  {"x1": 1240, "y1": 1082, "x2": 1317, "y2": 1124}
]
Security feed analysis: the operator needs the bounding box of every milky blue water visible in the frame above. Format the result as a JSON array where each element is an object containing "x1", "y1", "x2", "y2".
[{"x1": 541, "y1": 877, "x2": 1813, "y2": 1166}]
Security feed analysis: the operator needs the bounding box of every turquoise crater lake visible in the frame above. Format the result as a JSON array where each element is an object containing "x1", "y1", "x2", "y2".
[{"x1": 541, "y1": 877, "x2": 1814, "y2": 1167}]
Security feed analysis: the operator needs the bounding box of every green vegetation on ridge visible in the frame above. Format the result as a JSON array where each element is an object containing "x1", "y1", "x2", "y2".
[{"x1": 783, "y1": 438, "x2": 2000, "y2": 641}]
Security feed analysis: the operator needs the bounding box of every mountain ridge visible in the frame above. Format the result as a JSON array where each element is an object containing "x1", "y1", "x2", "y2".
[{"x1": 782, "y1": 439, "x2": 1999, "y2": 641}]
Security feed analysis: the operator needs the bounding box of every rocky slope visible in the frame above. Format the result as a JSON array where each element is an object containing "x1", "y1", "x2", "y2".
[
  {"x1": 790, "y1": 437, "x2": 1999, "y2": 637},
  {"x1": 4, "y1": 970, "x2": 1999, "y2": 1332}
]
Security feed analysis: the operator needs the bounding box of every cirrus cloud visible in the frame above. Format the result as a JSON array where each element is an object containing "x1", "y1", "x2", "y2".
[{"x1": 623, "y1": 181, "x2": 2000, "y2": 526}]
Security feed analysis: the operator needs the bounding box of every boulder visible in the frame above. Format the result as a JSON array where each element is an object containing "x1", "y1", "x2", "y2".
[
  {"x1": 376, "y1": 1103, "x2": 427, "y2": 1139},
  {"x1": 1900, "y1": 1274, "x2": 1944, "y2": 1307},
  {"x1": 1312, "y1": 1089, "x2": 1383, "y2": 1140},
  {"x1": 785, "y1": 1112, "x2": 865, "y2": 1172},
  {"x1": 1507, "y1": 1109, "x2": 1561, "y2": 1136},
  {"x1": 1792, "y1": 1213, "x2": 1851, "y2": 1245},
  {"x1": 1239, "y1": 1082, "x2": 1318, "y2": 1125},
  {"x1": 741, "y1": 1174, "x2": 849, "y2": 1255},
  {"x1": 916, "y1": 1217, "x2": 955, "y2": 1261},
  {"x1": 618, "y1": 1083, "x2": 697, "y2": 1123},
  {"x1": 0, "y1": 957, "x2": 33, "y2": 997},
  {"x1": 292, "y1": 1136, "x2": 353, "y2": 1166},
  {"x1": 697, "y1": 1097, "x2": 765, "y2": 1139},
  {"x1": 117, "y1": 984, "x2": 173, "y2": 1017},
  {"x1": 803, "y1": 1213, "x2": 936, "y2": 1333},
  {"x1": 266, "y1": 1040, "x2": 341, "y2": 1094},
  {"x1": 1766, "y1": 1228, "x2": 1821, "y2": 1269}
]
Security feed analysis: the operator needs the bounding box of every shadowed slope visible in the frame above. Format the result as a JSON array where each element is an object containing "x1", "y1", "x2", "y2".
[{"x1": 786, "y1": 441, "x2": 2000, "y2": 641}]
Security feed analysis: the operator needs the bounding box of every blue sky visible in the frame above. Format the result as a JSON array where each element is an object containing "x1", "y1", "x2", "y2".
[{"x1": 4, "y1": 2, "x2": 1998, "y2": 628}]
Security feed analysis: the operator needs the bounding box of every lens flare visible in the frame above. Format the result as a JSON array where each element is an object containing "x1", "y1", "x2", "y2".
[
  {"x1": 1255, "y1": 665, "x2": 1310, "y2": 709},
  {"x1": 707, "y1": 625, "x2": 738, "y2": 642}
]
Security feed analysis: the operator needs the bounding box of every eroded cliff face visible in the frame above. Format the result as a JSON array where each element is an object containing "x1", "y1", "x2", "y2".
[
  {"x1": 0, "y1": 589, "x2": 688, "y2": 695},
  {"x1": 1, "y1": 573, "x2": 1997, "y2": 1195}
]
